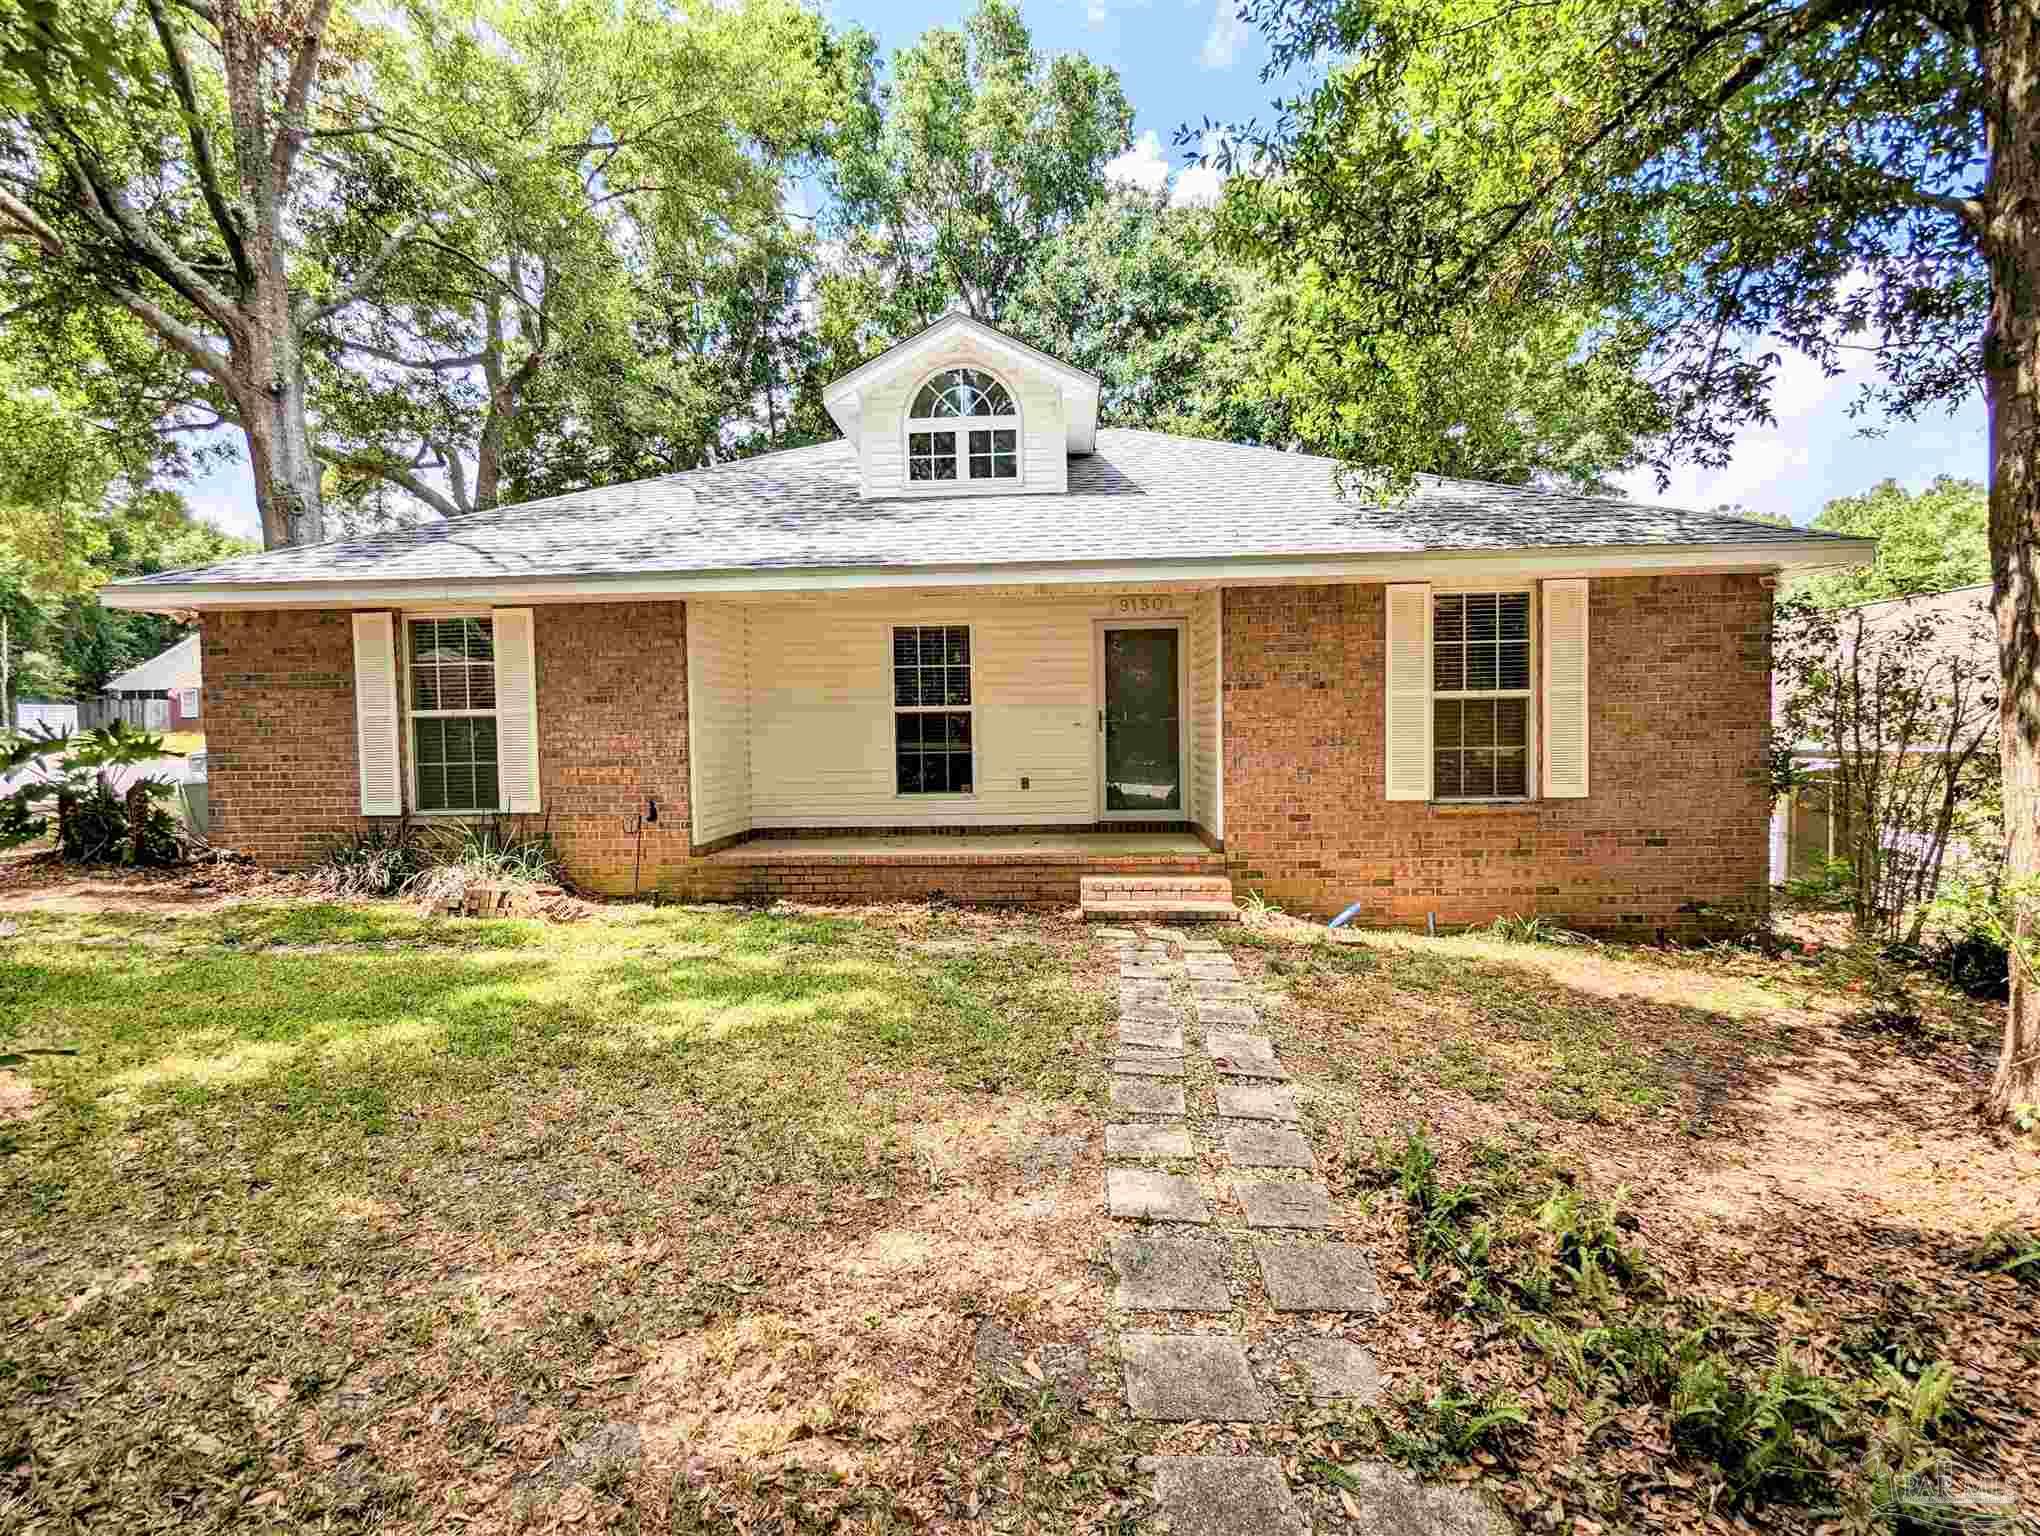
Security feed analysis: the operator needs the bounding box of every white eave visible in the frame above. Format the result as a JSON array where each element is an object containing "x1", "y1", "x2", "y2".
[
  {"x1": 99, "y1": 536, "x2": 1874, "y2": 612},
  {"x1": 821, "y1": 312, "x2": 1101, "y2": 455}
]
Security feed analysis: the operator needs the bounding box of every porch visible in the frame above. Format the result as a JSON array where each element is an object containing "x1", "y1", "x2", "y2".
[
  {"x1": 672, "y1": 828, "x2": 1231, "y2": 912},
  {"x1": 682, "y1": 587, "x2": 1226, "y2": 853},
  {"x1": 704, "y1": 830, "x2": 1216, "y2": 862}
]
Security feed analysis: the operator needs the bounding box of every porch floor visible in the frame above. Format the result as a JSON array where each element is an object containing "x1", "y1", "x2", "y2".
[{"x1": 706, "y1": 831, "x2": 1214, "y2": 864}]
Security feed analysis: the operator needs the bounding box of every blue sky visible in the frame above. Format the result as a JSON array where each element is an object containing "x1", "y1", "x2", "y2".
[{"x1": 180, "y1": 0, "x2": 1989, "y2": 541}]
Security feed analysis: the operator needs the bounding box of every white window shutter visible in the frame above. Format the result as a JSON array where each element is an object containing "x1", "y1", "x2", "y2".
[
  {"x1": 351, "y1": 612, "x2": 403, "y2": 815},
  {"x1": 1542, "y1": 578, "x2": 1590, "y2": 798},
  {"x1": 1384, "y1": 582, "x2": 1432, "y2": 801},
  {"x1": 492, "y1": 607, "x2": 542, "y2": 813}
]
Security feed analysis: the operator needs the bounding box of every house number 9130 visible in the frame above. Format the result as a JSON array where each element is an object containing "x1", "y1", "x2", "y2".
[{"x1": 1115, "y1": 595, "x2": 1176, "y2": 614}]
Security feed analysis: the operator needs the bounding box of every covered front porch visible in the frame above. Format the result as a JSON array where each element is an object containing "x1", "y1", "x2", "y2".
[
  {"x1": 670, "y1": 584, "x2": 1228, "y2": 908},
  {"x1": 680, "y1": 586, "x2": 1226, "y2": 855}
]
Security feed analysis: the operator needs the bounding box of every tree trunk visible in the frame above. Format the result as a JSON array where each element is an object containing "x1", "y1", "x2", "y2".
[
  {"x1": 238, "y1": 369, "x2": 324, "y2": 548},
  {"x1": 1984, "y1": 2, "x2": 2040, "y2": 1119}
]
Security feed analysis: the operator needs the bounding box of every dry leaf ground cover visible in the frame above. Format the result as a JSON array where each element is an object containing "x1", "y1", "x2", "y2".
[
  {"x1": 0, "y1": 899, "x2": 1149, "y2": 1532},
  {"x1": 1219, "y1": 917, "x2": 2040, "y2": 1533}
]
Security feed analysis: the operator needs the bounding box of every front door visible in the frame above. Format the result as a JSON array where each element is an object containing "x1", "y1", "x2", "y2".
[{"x1": 1100, "y1": 624, "x2": 1184, "y2": 816}]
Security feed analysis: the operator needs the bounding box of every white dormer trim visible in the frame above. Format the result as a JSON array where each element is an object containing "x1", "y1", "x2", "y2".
[{"x1": 823, "y1": 312, "x2": 1100, "y2": 457}]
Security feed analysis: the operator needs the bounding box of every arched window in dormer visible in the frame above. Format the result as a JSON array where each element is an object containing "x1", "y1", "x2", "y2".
[{"x1": 905, "y1": 367, "x2": 1019, "y2": 484}]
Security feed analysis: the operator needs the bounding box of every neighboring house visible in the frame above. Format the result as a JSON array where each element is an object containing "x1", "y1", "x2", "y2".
[
  {"x1": 101, "y1": 315, "x2": 1873, "y2": 932},
  {"x1": 1770, "y1": 583, "x2": 1996, "y2": 884},
  {"x1": 85, "y1": 633, "x2": 204, "y2": 732}
]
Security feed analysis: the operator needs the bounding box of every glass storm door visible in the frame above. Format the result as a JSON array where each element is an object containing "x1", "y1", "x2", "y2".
[{"x1": 1102, "y1": 626, "x2": 1183, "y2": 815}]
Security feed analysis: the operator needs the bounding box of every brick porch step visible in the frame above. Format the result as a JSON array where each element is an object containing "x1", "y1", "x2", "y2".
[{"x1": 1080, "y1": 875, "x2": 1240, "y2": 924}]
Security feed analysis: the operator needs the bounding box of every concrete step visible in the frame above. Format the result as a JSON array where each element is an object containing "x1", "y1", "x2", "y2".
[{"x1": 1080, "y1": 875, "x2": 1240, "y2": 924}]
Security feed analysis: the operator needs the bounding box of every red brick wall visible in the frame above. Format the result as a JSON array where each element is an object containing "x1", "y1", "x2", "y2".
[
  {"x1": 1219, "y1": 576, "x2": 1773, "y2": 935},
  {"x1": 200, "y1": 609, "x2": 364, "y2": 866},
  {"x1": 663, "y1": 850, "x2": 1221, "y2": 907},
  {"x1": 535, "y1": 601, "x2": 690, "y2": 893},
  {"x1": 201, "y1": 603, "x2": 694, "y2": 892}
]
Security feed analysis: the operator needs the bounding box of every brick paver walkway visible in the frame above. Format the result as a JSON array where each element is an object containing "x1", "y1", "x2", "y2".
[{"x1": 1094, "y1": 923, "x2": 1385, "y2": 1529}]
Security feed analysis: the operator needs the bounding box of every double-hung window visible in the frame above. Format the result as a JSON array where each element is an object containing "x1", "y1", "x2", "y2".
[
  {"x1": 905, "y1": 368, "x2": 1019, "y2": 485},
  {"x1": 408, "y1": 616, "x2": 500, "y2": 812},
  {"x1": 1432, "y1": 591, "x2": 1532, "y2": 799},
  {"x1": 892, "y1": 624, "x2": 973, "y2": 794}
]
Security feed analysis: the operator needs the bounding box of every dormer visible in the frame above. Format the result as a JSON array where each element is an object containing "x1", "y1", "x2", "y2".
[{"x1": 822, "y1": 313, "x2": 1101, "y2": 499}]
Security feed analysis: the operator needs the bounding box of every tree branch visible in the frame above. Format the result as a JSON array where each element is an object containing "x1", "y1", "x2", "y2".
[
  {"x1": 303, "y1": 215, "x2": 422, "y2": 325},
  {"x1": 57, "y1": 131, "x2": 241, "y2": 332},
  {"x1": 106, "y1": 284, "x2": 236, "y2": 392},
  {"x1": 144, "y1": 0, "x2": 253, "y2": 293},
  {"x1": 271, "y1": 0, "x2": 337, "y2": 194},
  {"x1": 313, "y1": 443, "x2": 462, "y2": 518},
  {"x1": 432, "y1": 438, "x2": 472, "y2": 514},
  {"x1": 334, "y1": 338, "x2": 490, "y2": 372},
  {"x1": 0, "y1": 188, "x2": 65, "y2": 257}
]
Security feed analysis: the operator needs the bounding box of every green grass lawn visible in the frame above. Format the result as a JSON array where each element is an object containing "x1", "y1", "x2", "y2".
[{"x1": 0, "y1": 901, "x2": 1118, "y2": 1531}]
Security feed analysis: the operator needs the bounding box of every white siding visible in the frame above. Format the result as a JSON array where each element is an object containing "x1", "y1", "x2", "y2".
[
  {"x1": 734, "y1": 591, "x2": 1216, "y2": 828},
  {"x1": 1188, "y1": 591, "x2": 1221, "y2": 835},
  {"x1": 860, "y1": 334, "x2": 1068, "y2": 499},
  {"x1": 686, "y1": 601, "x2": 753, "y2": 844}
]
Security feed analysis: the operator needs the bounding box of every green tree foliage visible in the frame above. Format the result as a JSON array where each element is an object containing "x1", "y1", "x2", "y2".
[
  {"x1": 1003, "y1": 191, "x2": 1284, "y2": 443},
  {"x1": 0, "y1": 0, "x2": 863, "y2": 541},
  {"x1": 1249, "y1": 273, "x2": 1664, "y2": 494},
  {"x1": 1213, "y1": 0, "x2": 1983, "y2": 481},
  {"x1": 1213, "y1": 0, "x2": 2033, "y2": 1118},
  {"x1": 306, "y1": 0, "x2": 857, "y2": 517},
  {"x1": 0, "y1": 368, "x2": 247, "y2": 714},
  {"x1": 0, "y1": 0, "x2": 368, "y2": 546},
  {"x1": 1793, "y1": 479, "x2": 1990, "y2": 609},
  {"x1": 821, "y1": 0, "x2": 1133, "y2": 341},
  {"x1": 1006, "y1": 188, "x2": 1662, "y2": 489}
]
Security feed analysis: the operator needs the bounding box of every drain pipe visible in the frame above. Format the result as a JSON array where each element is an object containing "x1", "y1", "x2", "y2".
[{"x1": 1328, "y1": 902, "x2": 1364, "y2": 930}]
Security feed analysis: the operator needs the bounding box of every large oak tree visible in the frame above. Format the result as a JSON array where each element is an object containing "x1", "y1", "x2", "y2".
[
  {"x1": 1212, "y1": 0, "x2": 2038, "y2": 1119},
  {"x1": 0, "y1": 0, "x2": 856, "y2": 544},
  {"x1": 0, "y1": 0, "x2": 358, "y2": 547}
]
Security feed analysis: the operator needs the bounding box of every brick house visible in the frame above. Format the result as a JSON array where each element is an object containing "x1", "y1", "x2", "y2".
[{"x1": 104, "y1": 315, "x2": 1872, "y2": 932}]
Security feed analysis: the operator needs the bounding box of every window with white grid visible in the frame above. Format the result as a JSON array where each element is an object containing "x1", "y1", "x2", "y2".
[
  {"x1": 904, "y1": 368, "x2": 1019, "y2": 484},
  {"x1": 891, "y1": 625, "x2": 974, "y2": 793},
  {"x1": 1432, "y1": 591, "x2": 1532, "y2": 799},
  {"x1": 407, "y1": 616, "x2": 499, "y2": 812}
]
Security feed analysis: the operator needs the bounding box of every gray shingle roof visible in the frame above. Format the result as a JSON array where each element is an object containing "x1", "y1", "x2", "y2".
[
  {"x1": 113, "y1": 429, "x2": 1867, "y2": 592},
  {"x1": 104, "y1": 633, "x2": 201, "y2": 691}
]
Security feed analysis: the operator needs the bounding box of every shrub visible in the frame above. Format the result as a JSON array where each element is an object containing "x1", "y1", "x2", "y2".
[
  {"x1": 1484, "y1": 912, "x2": 1590, "y2": 945},
  {"x1": 307, "y1": 816, "x2": 565, "y2": 908},
  {"x1": 1376, "y1": 1374, "x2": 1529, "y2": 1475},
  {"x1": 1671, "y1": 1351, "x2": 1854, "y2": 1503},
  {"x1": 0, "y1": 722, "x2": 189, "y2": 866},
  {"x1": 1918, "y1": 878, "x2": 2014, "y2": 1000},
  {"x1": 310, "y1": 820, "x2": 430, "y2": 898},
  {"x1": 405, "y1": 817, "x2": 564, "y2": 911}
]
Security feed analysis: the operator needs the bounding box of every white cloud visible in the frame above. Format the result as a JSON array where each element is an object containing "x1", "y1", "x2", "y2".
[
  {"x1": 1201, "y1": 0, "x2": 1248, "y2": 70},
  {"x1": 1103, "y1": 128, "x2": 1230, "y2": 207},
  {"x1": 1104, "y1": 131, "x2": 1171, "y2": 195},
  {"x1": 1172, "y1": 159, "x2": 1224, "y2": 207}
]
